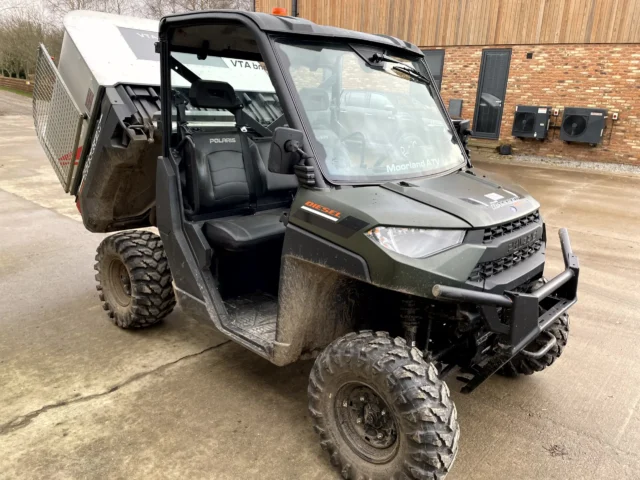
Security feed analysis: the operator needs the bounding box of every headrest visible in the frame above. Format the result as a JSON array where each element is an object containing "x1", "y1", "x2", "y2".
[
  {"x1": 299, "y1": 88, "x2": 330, "y2": 112},
  {"x1": 188, "y1": 80, "x2": 242, "y2": 110}
]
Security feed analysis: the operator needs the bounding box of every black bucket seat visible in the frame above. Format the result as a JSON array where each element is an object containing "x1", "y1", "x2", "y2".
[{"x1": 180, "y1": 80, "x2": 293, "y2": 250}]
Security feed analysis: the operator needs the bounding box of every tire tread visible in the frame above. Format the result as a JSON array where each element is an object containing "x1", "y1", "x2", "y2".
[
  {"x1": 309, "y1": 331, "x2": 459, "y2": 480},
  {"x1": 94, "y1": 230, "x2": 176, "y2": 328}
]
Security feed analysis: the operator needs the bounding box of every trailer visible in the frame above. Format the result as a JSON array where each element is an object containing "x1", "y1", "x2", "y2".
[{"x1": 33, "y1": 10, "x2": 281, "y2": 232}]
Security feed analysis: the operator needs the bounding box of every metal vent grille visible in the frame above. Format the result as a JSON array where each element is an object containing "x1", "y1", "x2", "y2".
[
  {"x1": 483, "y1": 210, "x2": 540, "y2": 243},
  {"x1": 469, "y1": 240, "x2": 543, "y2": 282},
  {"x1": 32, "y1": 44, "x2": 84, "y2": 192},
  {"x1": 513, "y1": 111, "x2": 536, "y2": 134}
]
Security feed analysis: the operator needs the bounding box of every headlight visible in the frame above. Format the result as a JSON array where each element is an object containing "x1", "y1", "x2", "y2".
[{"x1": 365, "y1": 227, "x2": 465, "y2": 259}]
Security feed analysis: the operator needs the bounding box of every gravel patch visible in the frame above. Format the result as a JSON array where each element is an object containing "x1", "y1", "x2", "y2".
[{"x1": 474, "y1": 151, "x2": 640, "y2": 177}]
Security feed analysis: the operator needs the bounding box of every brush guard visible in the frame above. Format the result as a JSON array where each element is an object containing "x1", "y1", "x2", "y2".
[
  {"x1": 432, "y1": 228, "x2": 579, "y2": 393},
  {"x1": 32, "y1": 44, "x2": 85, "y2": 193}
]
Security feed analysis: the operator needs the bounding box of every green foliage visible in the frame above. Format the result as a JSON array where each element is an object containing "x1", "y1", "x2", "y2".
[{"x1": 0, "y1": 86, "x2": 33, "y2": 97}]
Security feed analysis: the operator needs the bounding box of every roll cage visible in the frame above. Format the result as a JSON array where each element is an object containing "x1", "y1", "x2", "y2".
[{"x1": 157, "y1": 10, "x2": 470, "y2": 190}]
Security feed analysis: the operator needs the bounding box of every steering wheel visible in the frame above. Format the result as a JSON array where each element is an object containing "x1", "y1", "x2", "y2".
[{"x1": 396, "y1": 132, "x2": 427, "y2": 159}]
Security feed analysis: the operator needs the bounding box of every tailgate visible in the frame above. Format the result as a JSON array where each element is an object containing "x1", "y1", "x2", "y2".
[{"x1": 32, "y1": 44, "x2": 85, "y2": 193}]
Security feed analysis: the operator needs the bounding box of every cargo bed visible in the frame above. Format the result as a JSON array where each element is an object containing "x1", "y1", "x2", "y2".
[{"x1": 32, "y1": 10, "x2": 281, "y2": 232}]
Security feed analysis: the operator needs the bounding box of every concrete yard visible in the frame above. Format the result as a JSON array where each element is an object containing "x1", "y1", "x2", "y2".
[
  {"x1": 0, "y1": 89, "x2": 32, "y2": 116},
  {"x1": 1, "y1": 89, "x2": 640, "y2": 479}
]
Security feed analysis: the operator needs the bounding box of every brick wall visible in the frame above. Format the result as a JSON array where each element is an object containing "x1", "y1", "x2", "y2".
[
  {"x1": 436, "y1": 44, "x2": 640, "y2": 165},
  {"x1": 0, "y1": 77, "x2": 34, "y2": 93}
]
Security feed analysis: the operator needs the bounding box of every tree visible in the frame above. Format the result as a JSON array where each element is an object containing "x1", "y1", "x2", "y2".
[
  {"x1": 0, "y1": 0, "x2": 254, "y2": 78},
  {"x1": 0, "y1": 8, "x2": 63, "y2": 78},
  {"x1": 141, "y1": 0, "x2": 252, "y2": 18},
  {"x1": 46, "y1": 0, "x2": 140, "y2": 19}
]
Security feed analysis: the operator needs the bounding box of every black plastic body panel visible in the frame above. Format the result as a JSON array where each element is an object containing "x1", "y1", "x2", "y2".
[
  {"x1": 282, "y1": 224, "x2": 371, "y2": 282},
  {"x1": 77, "y1": 85, "x2": 161, "y2": 232},
  {"x1": 156, "y1": 156, "x2": 203, "y2": 300}
]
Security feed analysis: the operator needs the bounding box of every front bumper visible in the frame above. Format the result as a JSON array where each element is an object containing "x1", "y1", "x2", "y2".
[{"x1": 432, "y1": 228, "x2": 579, "y2": 392}]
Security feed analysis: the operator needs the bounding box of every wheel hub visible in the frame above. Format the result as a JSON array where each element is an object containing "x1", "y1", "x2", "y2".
[
  {"x1": 107, "y1": 258, "x2": 132, "y2": 307},
  {"x1": 335, "y1": 384, "x2": 398, "y2": 462}
]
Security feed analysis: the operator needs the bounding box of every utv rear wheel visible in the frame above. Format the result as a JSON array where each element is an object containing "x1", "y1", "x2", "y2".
[
  {"x1": 499, "y1": 314, "x2": 570, "y2": 377},
  {"x1": 95, "y1": 231, "x2": 176, "y2": 328},
  {"x1": 308, "y1": 331, "x2": 459, "y2": 480}
]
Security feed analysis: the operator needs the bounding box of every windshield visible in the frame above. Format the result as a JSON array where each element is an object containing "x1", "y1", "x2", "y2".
[{"x1": 275, "y1": 41, "x2": 466, "y2": 183}]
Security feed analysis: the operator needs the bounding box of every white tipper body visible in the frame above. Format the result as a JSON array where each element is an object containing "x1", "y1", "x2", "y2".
[{"x1": 59, "y1": 10, "x2": 275, "y2": 119}]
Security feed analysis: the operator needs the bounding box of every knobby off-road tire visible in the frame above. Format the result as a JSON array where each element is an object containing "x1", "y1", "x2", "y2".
[
  {"x1": 309, "y1": 331, "x2": 459, "y2": 480},
  {"x1": 499, "y1": 314, "x2": 570, "y2": 377},
  {"x1": 95, "y1": 231, "x2": 176, "y2": 328}
]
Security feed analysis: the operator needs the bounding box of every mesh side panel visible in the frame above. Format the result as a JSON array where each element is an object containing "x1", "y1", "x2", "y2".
[{"x1": 32, "y1": 44, "x2": 84, "y2": 192}]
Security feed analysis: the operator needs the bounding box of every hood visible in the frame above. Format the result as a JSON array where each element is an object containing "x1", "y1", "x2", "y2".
[{"x1": 381, "y1": 169, "x2": 540, "y2": 228}]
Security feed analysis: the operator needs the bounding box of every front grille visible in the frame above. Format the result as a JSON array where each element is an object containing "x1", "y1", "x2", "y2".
[
  {"x1": 469, "y1": 240, "x2": 543, "y2": 282},
  {"x1": 483, "y1": 210, "x2": 540, "y2": 243}
]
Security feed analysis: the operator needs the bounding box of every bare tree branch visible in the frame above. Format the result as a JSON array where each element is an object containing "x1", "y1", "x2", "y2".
[{"x1": 0, "y1": 0, "x2": 254, "y2": 78}]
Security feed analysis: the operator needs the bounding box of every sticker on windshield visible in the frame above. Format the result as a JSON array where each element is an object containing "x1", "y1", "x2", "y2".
[
  {"x1": 226, "y1": 59, "x2": 267, "y2": 70},
  {"x1": 386, "y1": 159, "x2": 441, "y2": 174}
]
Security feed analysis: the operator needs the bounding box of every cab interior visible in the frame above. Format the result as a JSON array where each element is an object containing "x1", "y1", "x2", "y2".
[{"x1": 168, "y1": 21, "x2": 297, "y2": 342}]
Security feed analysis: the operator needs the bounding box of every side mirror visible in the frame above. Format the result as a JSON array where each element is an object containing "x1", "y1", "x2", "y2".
[
  {"x1": 268, "y1": 127, "x2": 304, "y2": 174},
  {"x1": 453, "y1": 118, "x2": 472, "y2": 140},
  {"x1": 452, "y1": 119, "x2": 472, "y2": 156}
]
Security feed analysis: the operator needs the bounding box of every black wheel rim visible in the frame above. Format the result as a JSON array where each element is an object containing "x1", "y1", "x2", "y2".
[
  {"x1": 106, "y1": 258, "x2": 132, "y2": 307},
  {"x1": 334, "y1": 383, "x2": 399, "y2": 464}
]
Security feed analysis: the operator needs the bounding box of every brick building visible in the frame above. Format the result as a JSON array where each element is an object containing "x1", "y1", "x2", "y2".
[{"x1": 256, "y1": 0, "x2": 640, "y2": 165}]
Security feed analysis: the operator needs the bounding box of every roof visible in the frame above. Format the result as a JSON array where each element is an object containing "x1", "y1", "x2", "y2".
[{"x1": 159, "y1": 10, "x2": 424, "y2": 58}]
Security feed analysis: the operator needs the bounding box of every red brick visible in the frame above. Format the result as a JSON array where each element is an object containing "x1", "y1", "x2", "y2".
[{"x1": 436, "y1": 44, "x2": 640, "y2": 165}]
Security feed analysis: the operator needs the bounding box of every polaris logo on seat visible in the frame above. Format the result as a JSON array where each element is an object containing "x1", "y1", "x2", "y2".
[{"x1": 210, "y1": 137, "x2": 236, "y2": 144}]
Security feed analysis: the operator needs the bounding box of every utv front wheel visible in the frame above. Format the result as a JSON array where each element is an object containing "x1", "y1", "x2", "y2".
[
  {"x1": 95, "y1": 231, "x2": 176, "y2": 328},
  {"x1": 499, "y1": 314, "x2": 570, "y2": 377},
  {"x1": 309, "y1": 331, "x2": 459, "y2": 480}
]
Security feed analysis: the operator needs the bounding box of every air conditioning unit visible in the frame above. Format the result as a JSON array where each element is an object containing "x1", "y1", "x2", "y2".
[
  {"x1": 560, "y1": 107, "x2": 607, "y2": 144},
  {"x1": 511, "y1": 105, "x2": 551, "y2": 139}
]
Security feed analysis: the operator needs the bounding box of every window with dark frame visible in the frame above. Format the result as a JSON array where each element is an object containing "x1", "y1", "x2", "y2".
[{"x1": 421, "y1": 49, "x2": 445, "y2": 91}]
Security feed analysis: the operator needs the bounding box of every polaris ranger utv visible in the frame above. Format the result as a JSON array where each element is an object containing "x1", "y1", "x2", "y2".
[{"x1": 33, "y1": 9, "x2": 579, "y2": 479}]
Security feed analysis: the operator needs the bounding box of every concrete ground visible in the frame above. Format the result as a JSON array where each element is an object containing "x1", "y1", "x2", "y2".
[
  {"x1": 1, "y1": 89, "x2": 640, "y2": 479},
  {"x1": 0, "y1": 88, "x2": 32, "y2": 116}
]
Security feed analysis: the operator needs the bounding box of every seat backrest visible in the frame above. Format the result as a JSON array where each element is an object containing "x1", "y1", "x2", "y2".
[
  {"x1": 183, "y1": 130, "x2": 254, "y2": 217},
  {"x1": 182, "y1": 80, "x2": 257, "y2": 218},
  {"x1": 249, "y1": 137, "x2": 298, "y2": 211}
]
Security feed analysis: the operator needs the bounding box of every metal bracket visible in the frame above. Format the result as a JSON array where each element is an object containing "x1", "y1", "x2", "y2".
[{"x1": 519, "y1": 331, "x2": 557, "y2": 359}]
